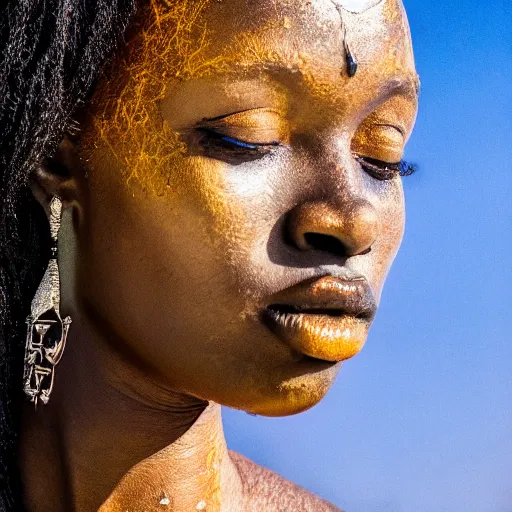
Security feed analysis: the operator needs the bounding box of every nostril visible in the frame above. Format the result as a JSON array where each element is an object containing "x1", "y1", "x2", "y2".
[
  {"x1": 303, "y1": 233, "x2": 347, "y2": 255},
  {"x1": 286, "y1": 201, "x2": 378, "y2": 257}
]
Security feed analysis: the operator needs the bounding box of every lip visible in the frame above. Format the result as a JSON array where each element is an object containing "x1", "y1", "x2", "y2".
[{"x1": 262, "y1": 275, "x2": 377, "y2": 362}]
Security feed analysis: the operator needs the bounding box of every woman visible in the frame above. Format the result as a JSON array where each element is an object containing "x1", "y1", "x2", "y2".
[{"x1": 0, "y1": 0, "x2": 419, "y2": 509}]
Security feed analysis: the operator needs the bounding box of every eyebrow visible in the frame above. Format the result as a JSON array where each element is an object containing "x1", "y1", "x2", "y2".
[
  {"x1": 385, "y1": 73, "x2": 421, "y2": 100},
  {"x1": 228, "y1": 53, "x2": 421, "y2": 96}
]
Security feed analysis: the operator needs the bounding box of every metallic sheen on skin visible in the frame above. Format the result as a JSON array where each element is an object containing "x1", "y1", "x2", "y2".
[
  {"x1": 264, "y1": 275, "x2": 376, "y2": 361},
  {"x1": 20, "y1": 0, "x2": 419, "y2": 510}
]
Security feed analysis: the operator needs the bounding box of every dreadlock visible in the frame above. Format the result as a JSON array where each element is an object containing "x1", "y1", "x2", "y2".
[{"x1": 0, "y1": 1, "x2": 137, "y2": 508}]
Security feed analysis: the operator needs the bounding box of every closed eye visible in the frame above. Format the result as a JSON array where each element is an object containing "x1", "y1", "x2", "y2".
[
  {"x1": 356, "y1": 156, "x2": 417, "y2": 181},
  {"x1": 193, "y1": 127, "x2": 280, "y2": 165}
]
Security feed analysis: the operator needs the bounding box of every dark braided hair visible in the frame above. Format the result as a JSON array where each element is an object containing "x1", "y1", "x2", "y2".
[{"x1": 0, "y1": 1, "x2": 137, "y2": 508}]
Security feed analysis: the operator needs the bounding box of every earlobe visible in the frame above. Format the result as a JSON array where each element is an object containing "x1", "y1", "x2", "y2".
[{"x1": 29, "y1": 135, "x2": 81, "y2": 218}]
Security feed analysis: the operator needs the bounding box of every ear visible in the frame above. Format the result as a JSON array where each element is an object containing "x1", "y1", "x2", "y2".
[{"x1": 30, "y1": 135, "x2": 82, "y2": 218}]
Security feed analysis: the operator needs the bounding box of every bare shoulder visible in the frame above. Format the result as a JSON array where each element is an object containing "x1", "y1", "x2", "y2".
[{"x1": 230, "y1": 451, "x2": 343, "y2": 512}]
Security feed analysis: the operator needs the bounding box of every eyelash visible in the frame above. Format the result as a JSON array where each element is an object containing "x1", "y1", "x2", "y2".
[
  {"x1": 198, "y1": 128, "x2": 278, "y2": 149},
  {"x1": 356, "y1": 156, "x2": 417, "y2": 181},
  {"x1": 195, "y1": 128, "x2": 277, "y2": 163},
  {"x1": 218, "y1": 135, "x2": 260, "y2": 150},
  {"x1": 198, "y1": 129, "x2": 417, "y2": 180}
]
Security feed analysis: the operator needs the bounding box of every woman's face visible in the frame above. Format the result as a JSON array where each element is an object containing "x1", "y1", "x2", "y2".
[{"x1": 75, "y1": 0, "x2": 418, "y2": 416}]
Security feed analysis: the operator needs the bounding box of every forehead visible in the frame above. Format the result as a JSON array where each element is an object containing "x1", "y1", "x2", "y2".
[
  {"x1": 193, "y1": 0, "x2": 417, "y2": 91},
  {"x1": 93, "y1": 0, "x2": 418, "y2": 128}
]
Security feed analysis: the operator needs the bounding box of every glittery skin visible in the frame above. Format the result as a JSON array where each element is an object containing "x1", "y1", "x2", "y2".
[
  {"x1": 76, "y1": 0, "x2": 418, "y2": 415},
  {"x1": 20, "y1": 1, "x2": 419, "y2": 509},
  {"x1": 81, "y1": 0, "x2": 417, "y2": 193},
  {"x1": 81, "y1": 0, "x2": 226, "y2": 195}
]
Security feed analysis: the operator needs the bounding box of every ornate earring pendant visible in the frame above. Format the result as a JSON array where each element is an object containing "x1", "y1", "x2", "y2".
[{"x1": 23, "y1": 197, "x2": 72, "y2": 406}]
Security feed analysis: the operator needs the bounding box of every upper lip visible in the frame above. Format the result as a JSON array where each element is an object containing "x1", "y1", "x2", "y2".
[{"x1": 265, "y1": 274, "x2": 377, "y2": 320}]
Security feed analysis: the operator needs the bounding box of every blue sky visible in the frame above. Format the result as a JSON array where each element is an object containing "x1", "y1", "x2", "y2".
[{"x1": 223, "y1": 1, "x2": 512, "y2": 510}]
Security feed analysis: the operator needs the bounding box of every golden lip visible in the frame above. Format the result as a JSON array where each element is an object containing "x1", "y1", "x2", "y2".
[
  {"x1": 264, "y1": 310, "x2": 369, "y2": 362},
  {"x1": 262, "y1": 275, "x2": 376, "y2": 362}
]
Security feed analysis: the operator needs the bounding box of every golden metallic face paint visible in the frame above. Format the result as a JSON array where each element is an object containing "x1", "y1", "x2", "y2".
[
  {"x1": 72, "y1": 0, "x2": 418, "y2": 420},
  {"x1": 81, "y1": 0, "x2": 416, "y2": 196},
  {"x1": 81, "y1": 0, "x2": 230, "y2": 195}
]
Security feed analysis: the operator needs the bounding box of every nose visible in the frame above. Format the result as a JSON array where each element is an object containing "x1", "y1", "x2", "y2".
[{"x1": 286, "y1": 199, "x2": 379, "y2": 258}]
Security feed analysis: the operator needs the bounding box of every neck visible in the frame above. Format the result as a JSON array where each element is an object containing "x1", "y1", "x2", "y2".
[{"x1": 19, "y1": 306, "x2": 243, "y2": 512}]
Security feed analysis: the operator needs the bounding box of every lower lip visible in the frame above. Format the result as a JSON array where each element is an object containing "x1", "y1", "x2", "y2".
[{"x1": 263, "y1": 309, "x2": 369, "y2": 362}]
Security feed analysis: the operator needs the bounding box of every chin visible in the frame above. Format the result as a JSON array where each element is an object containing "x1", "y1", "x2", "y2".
[{"x1": 232, "y1": 361, "x2": 342, "y2": 417}]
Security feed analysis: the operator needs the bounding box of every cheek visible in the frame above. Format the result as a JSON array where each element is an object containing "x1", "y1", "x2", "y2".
[
  {"x1": 167, "y1": 157, "x2": 265, "y2": 301},
  {"x1": 371, "y1": 179, "x2": 405, "y2": 301},
  {"x1": 77, "y1": 140, "x2": 264, "y2": 350},
  {"x1": 77, "y1": 150, "x2": 327, "y2": 412}
]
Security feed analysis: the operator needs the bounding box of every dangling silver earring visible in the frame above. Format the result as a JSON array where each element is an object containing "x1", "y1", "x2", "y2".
[{"x1": 23, "y1": 196, "x2": 72, "y2": 406}]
